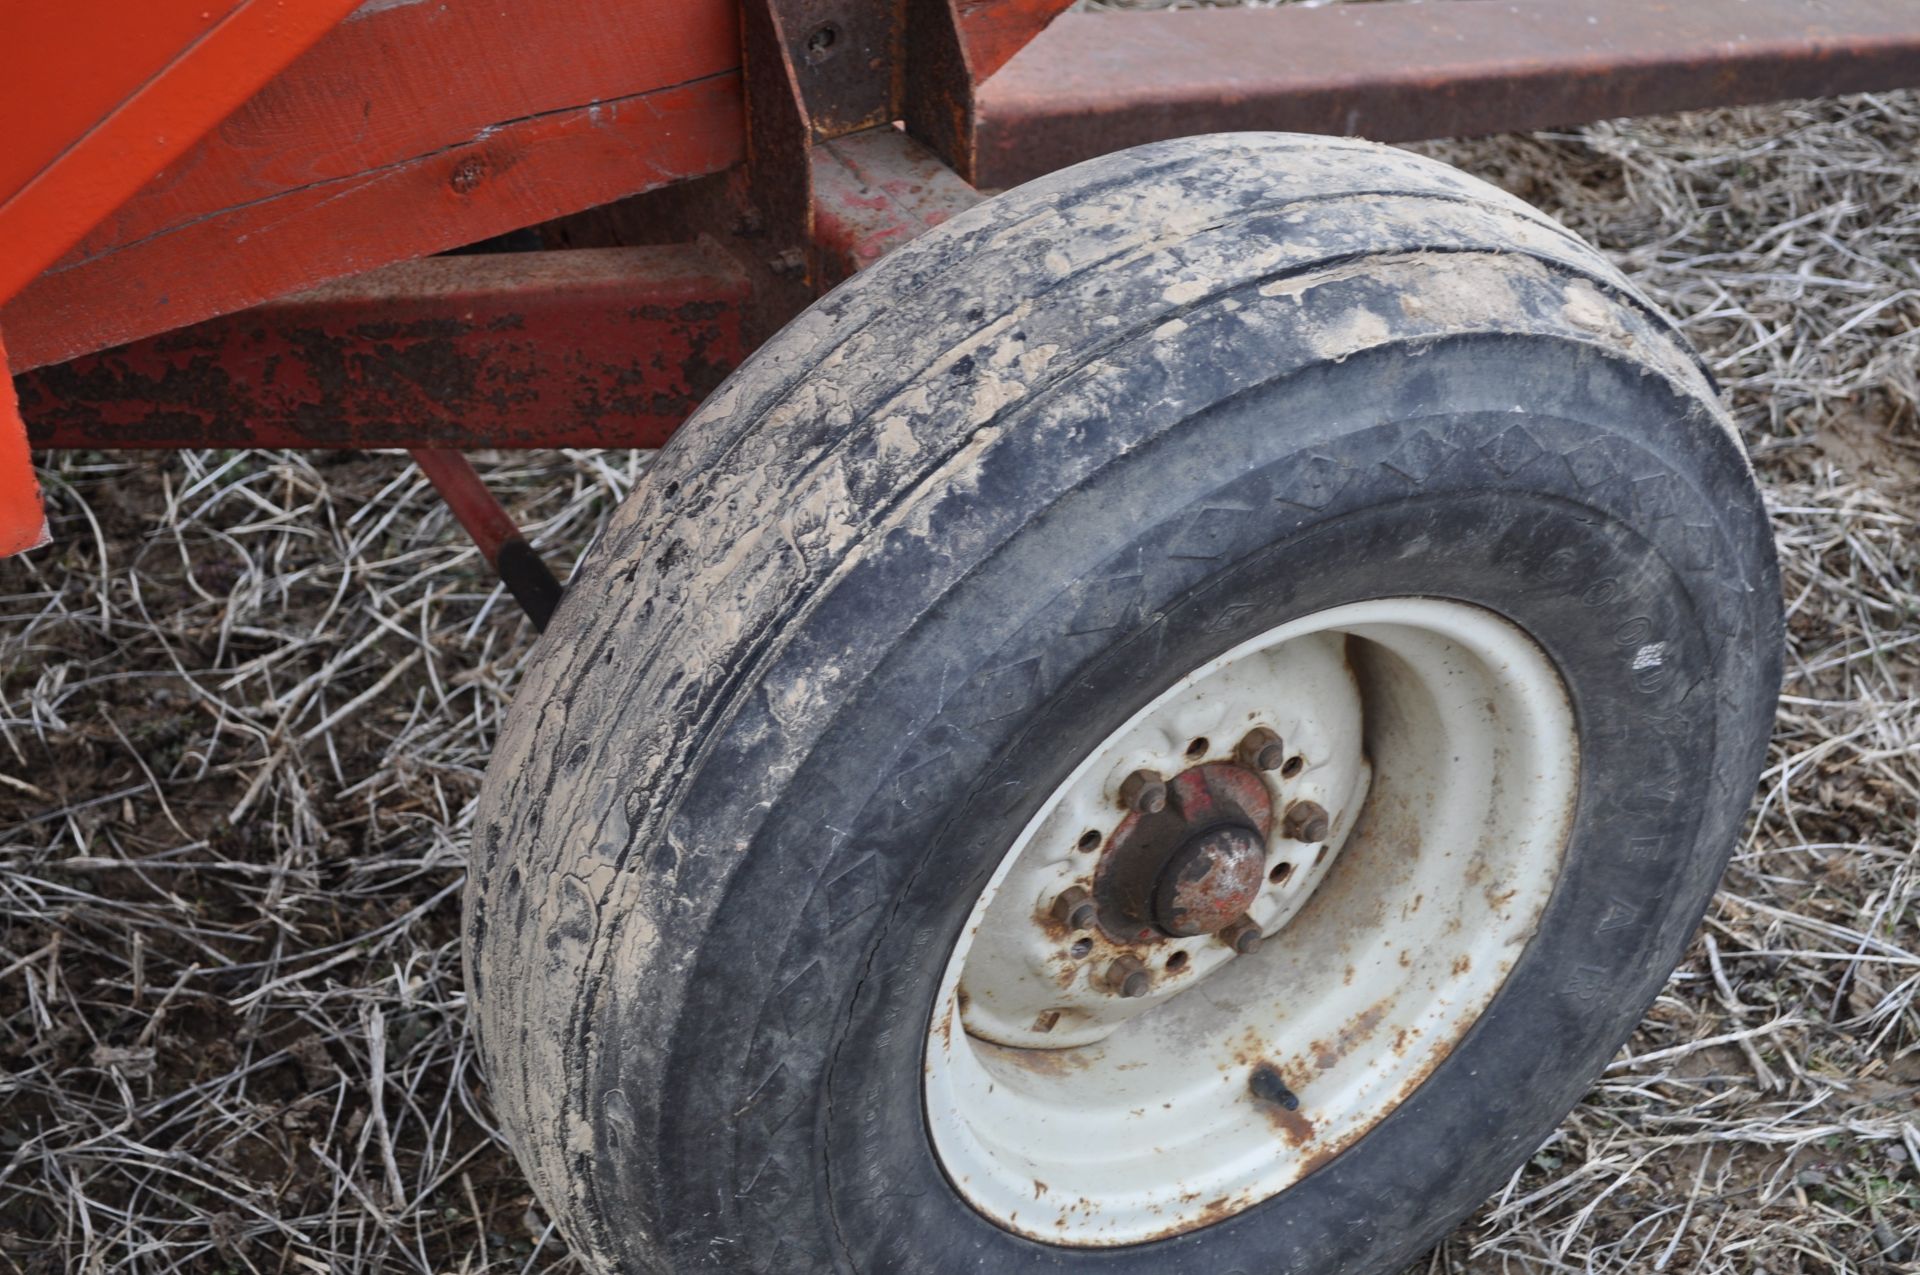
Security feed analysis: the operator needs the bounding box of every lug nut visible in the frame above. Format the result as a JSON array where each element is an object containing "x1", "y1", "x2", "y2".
[
  {"x1": 1102, "y1": 955, "x2": 1151, "y2": 998},
  {"x1": 1051, "y1": 885, "x2": 1097, "y2": 931},
  {"x1": 1283, "y1": 799, "x2": 1331, "y2": 843},
  {"x1": 1119, "y1": 769, "x2": 1168, "y2": 814},
  {"x1": 1235, "y1": 727, "x2": 1286, "y2": 772},
  {"x1": 1218, "y1": 914, "x2": 1264, "y2": 955}
]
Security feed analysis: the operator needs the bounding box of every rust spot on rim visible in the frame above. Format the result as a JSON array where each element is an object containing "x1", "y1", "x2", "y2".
[
  {"x1": 1312, "y1": 999, "x2": 1389, "y2": 1072},
  {"x1": 974, "y1": 1038, "x2": 1095, "y2": 1078},
  {"x1": 1264, "y1": 1103, "x2": 1317, "y2": 1147}
]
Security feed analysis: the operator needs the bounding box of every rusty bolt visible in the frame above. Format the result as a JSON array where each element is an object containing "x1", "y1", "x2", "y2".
[
  {"x1": 1248, "y1": 1062, "x2": 1300, "y2": 1111},
  {"x1": 1102, "y1": 955, "x2": 1151, "y2": 998},
  {"x1": 1283, "y1": 799, "x2": 1331, "y2": 843},
  {"x1": 1051, "y1": 886, "x2": 1097, "y2": 932},
  {"x1": 1235, "y1": 727, "x2": 1286, "y2": 772},
  {"x1": 1218, "y1": 914, "x2": 1264, "y2": 956},
  {"x1": 1119, "y1": 769, "x2": 1168, "y2": 814}
]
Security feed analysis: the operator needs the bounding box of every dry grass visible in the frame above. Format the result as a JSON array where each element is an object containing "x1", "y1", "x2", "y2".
[{"x1": 2, "y1": 90, "x2": 1917, "y2": 1273}]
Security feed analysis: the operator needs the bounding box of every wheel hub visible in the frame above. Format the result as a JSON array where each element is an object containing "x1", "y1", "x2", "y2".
[
  {"x1": 949, "y1": 639, "x2": 1371, "y2": 1056},
  {"x1": 1094, "y1": 763, "x2": 1274, "y2": 940}
]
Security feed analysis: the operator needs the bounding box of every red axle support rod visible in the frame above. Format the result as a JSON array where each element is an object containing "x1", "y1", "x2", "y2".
[{"x1": 409, "y1": 448, "x2": 563, "y2": 631}]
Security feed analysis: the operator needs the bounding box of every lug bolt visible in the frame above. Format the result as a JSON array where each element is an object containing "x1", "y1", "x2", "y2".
[
  {"x1": 1119, "y1": 769, "x2": 1168, "y2": 814},
  {"x1": 1283, "y1": 799, "x2": 1331, "y2": 843},
  {"x1": 1051, "y1": 885, "x2": 1097, "y2": 931},
  {"x1": 1248, "y1": 1062, "x2": 1300, "y2": 1111},
  {"x1": 1235, "y1": 726, "x2": 1286, "y2": 772},
  {"x1": 1218, "y1": 914, "x2": 1264, "y2": 955},
  {"x1": 1102, "y1": 955, "x2": 1151, "y2": 998}
]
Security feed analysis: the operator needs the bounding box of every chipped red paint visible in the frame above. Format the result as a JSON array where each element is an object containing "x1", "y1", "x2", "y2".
[
  {"x1": 811, "y1": 128, "x2": 985, "y2": 287},
  {"x1": 15, "y1": 243, "x2": 749, "y2": 451},
  {"x1": 11, "y1": 0, "x2": 1918, "y2": 574}
]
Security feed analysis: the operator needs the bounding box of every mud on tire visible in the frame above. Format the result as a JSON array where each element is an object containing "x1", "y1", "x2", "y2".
[{"x1": 464, "y1": 133, "x2": 1781, "y2": 1274}]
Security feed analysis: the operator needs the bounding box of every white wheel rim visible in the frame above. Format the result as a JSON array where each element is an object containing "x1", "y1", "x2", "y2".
[{"x1": 923, "y1": 597, "x2": 1579, "y2": 1246}]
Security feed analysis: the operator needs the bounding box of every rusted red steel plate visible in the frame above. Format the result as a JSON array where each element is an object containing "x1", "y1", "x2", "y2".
[
  {"x1": 17, "y1": 132, "x2": 989, "y2": 455},
  {"x1": 15, "y1": 244, "x2": 748, "y2": 450},
  {"x1": 974, "y1": 0, "x2": 1920, "y2": 188},
  {"x1": 812, "y1": 128, "x2": 984, "y2": 286},
  {"x1": 1, "y1": 0, "x2": 744, "y2": 373}
]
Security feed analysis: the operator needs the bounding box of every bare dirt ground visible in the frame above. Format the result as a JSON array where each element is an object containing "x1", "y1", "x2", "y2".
[{"x1": 2, "y1": 89, "x2": 1916, "y2": 1275}]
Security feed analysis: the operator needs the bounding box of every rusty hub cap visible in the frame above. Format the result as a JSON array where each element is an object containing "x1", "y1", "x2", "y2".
[{"x1": 1152, "y1": 824, "x2": 1266, "y2": 936}]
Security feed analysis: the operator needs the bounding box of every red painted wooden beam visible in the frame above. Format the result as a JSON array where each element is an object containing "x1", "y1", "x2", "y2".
[
  {"x1": 15, "y1": 244, "x2": 749, "y2": 450},
  {"x1": 1, "y1": 0, "x2": 745, "y2": 373},
  {"x1": 974, "y1": 0, "x2": 1920, "y2": 188},
  {"x1": 0, "y1": 0, "x2": 365, "y2": 306}
]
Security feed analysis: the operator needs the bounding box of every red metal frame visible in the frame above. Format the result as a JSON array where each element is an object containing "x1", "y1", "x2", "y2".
[
  {"x1": 15, "y1": 0, "x2": 1920, "y2": 429},
  {"x1": 812, "y1": 129, "x2": 984, "y2": 287},
  {"x1": 16, "y1": 244, "x2": 749, "y2": 450},
  {"x1": 411, "y1": 448, "x2": 563, "y2": 629},
  {"x1": 972, "y1": 0, "x2": 1920, "y2": 188}
]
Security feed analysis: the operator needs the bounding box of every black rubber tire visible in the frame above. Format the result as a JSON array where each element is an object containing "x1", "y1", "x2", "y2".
[{"x1": 465, "y1": 133, "x2": 1781, "y2": 1275}]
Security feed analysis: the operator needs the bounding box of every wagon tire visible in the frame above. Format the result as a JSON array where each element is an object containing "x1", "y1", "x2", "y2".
[{"x1": 465, "y1": 133, "x2": 1780, "y2": 1273}]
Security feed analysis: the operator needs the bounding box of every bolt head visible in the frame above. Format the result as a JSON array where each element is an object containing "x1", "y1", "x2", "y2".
[
  {"x1": 1236, "y1": 727, "x2": 1286, "y2": 772},
  {"x1": 1051, "y1": 885, "x2": 1096, "y2": 931},
  {"x1": 1103, "y1": 956, "x2": 1150, "y2": 998},
  {"x1": 1283, "y1": 799, "x2": 1331, "y2": 844},
  {"x1": 1120, "y1": 769, "x2": 1168, "y2": 814},
  {"x1": 1219, "y1": 914, "x2": 1264, "y2": 956}
]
